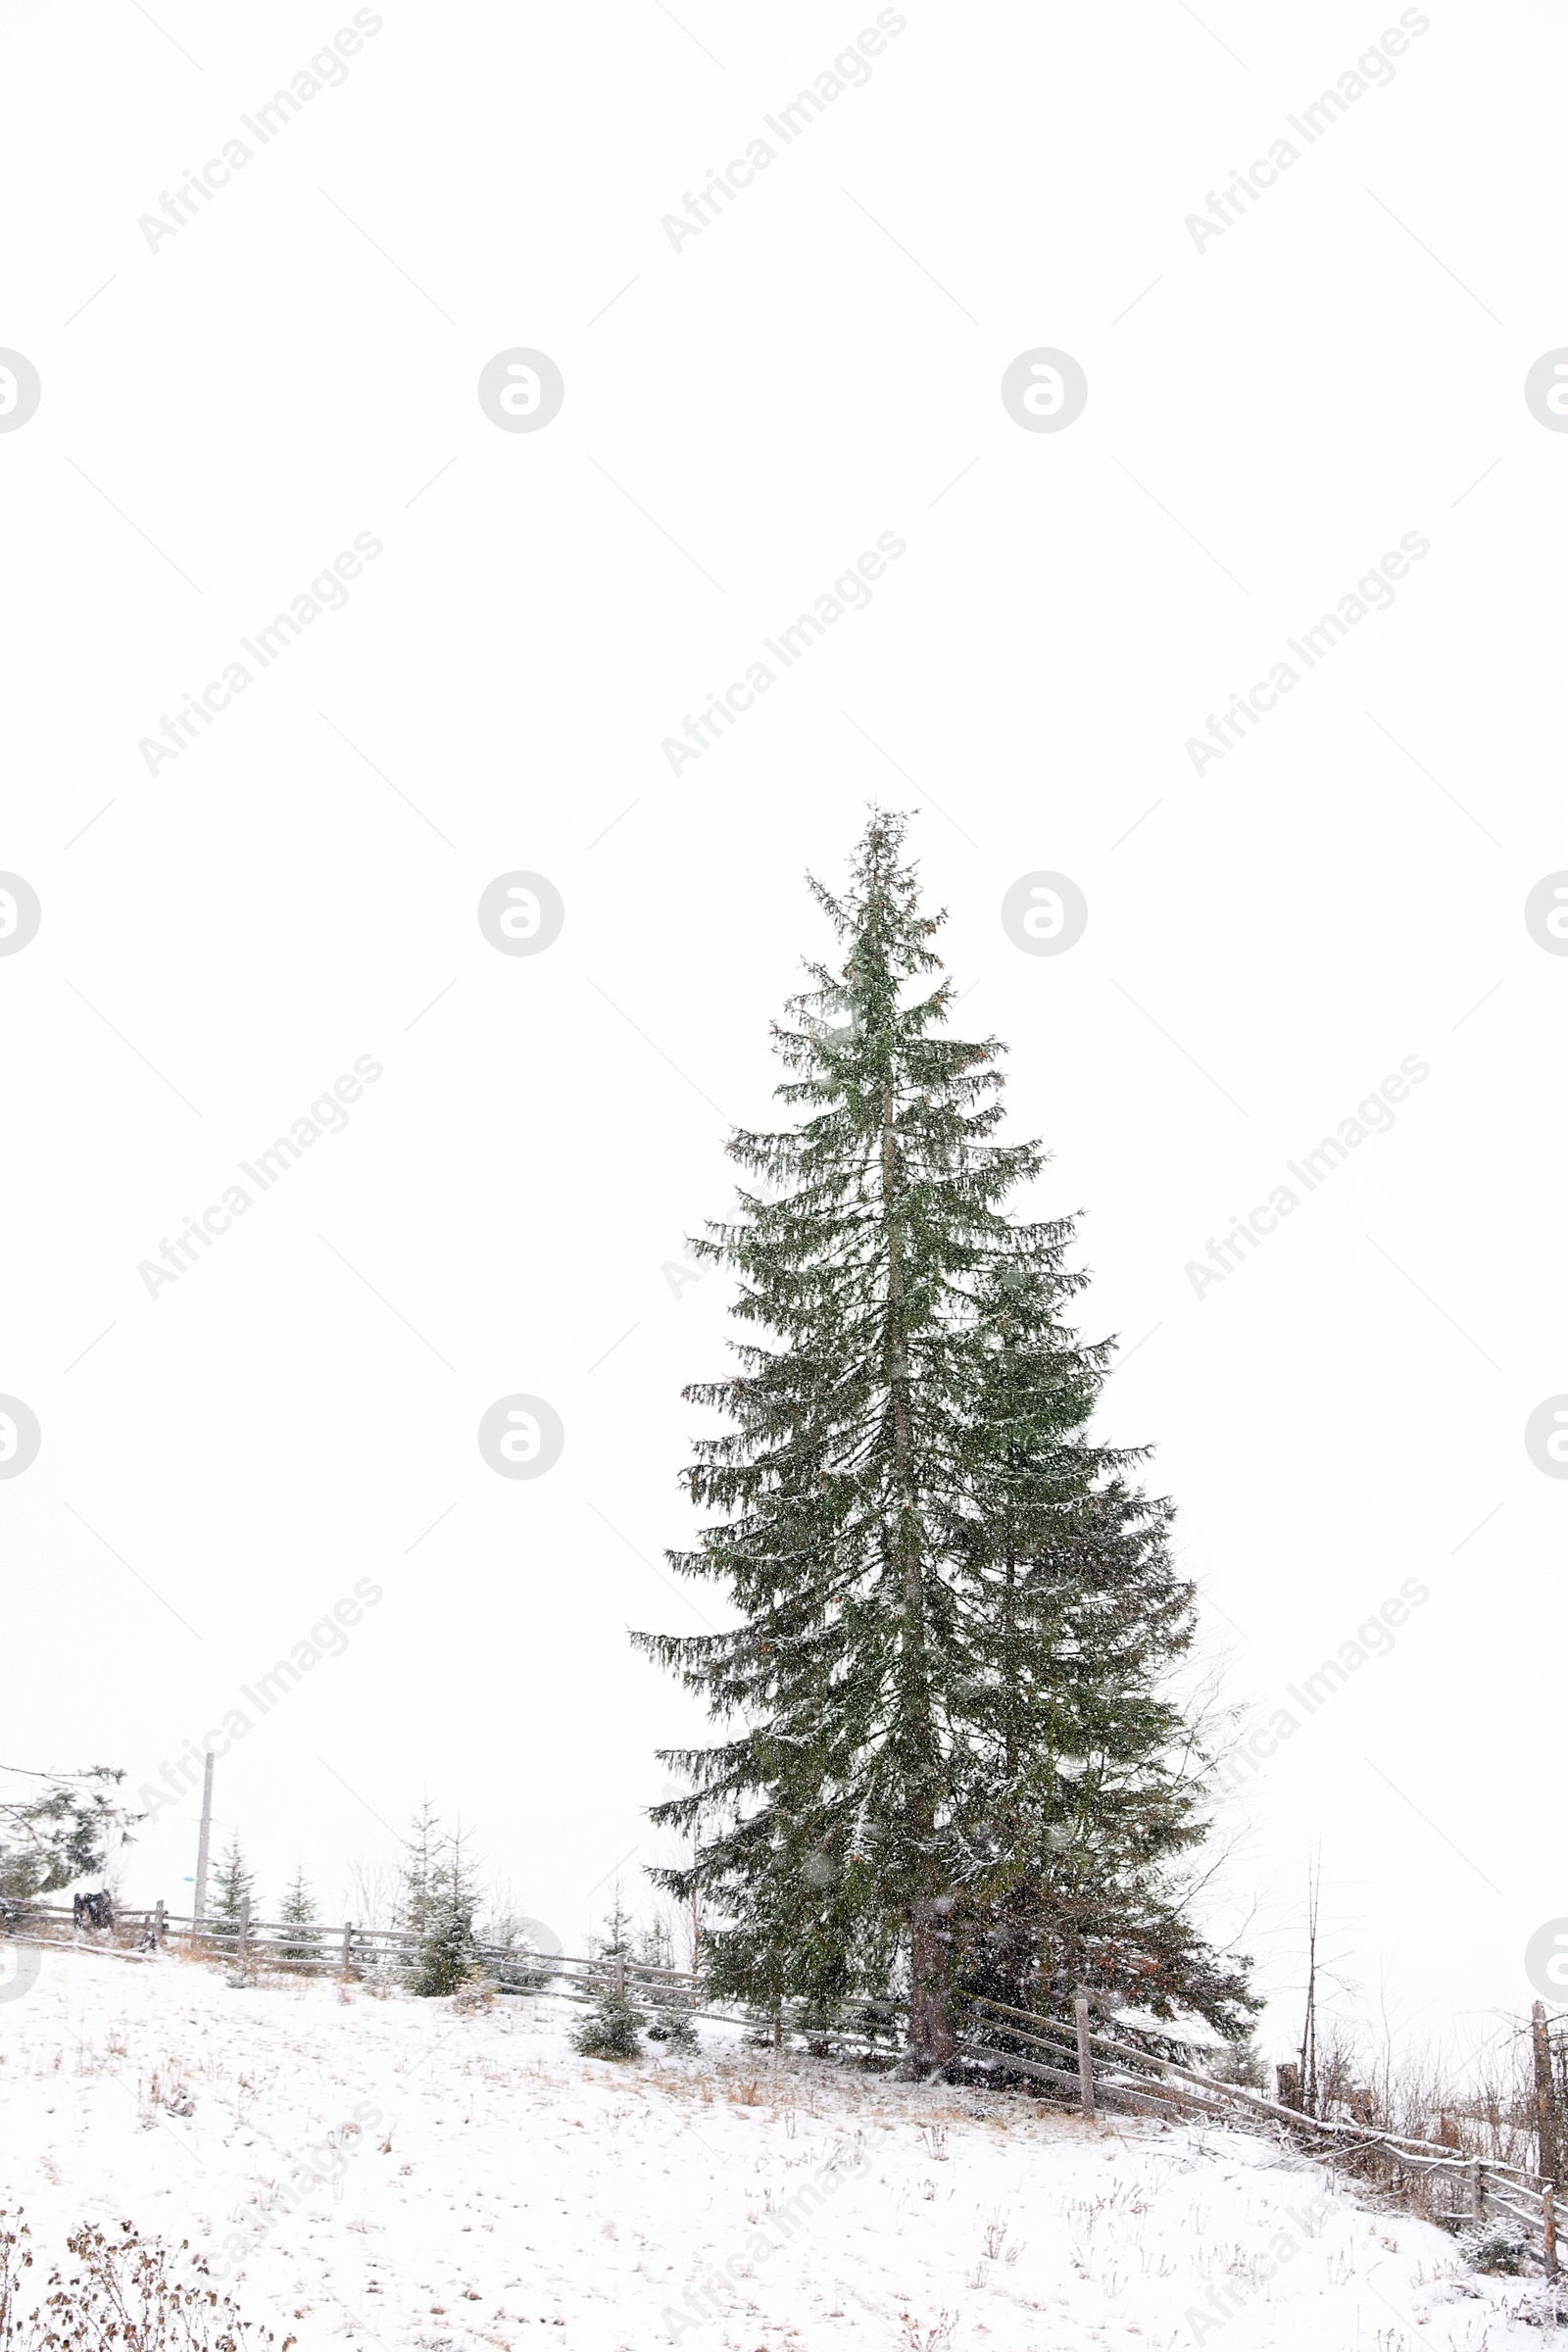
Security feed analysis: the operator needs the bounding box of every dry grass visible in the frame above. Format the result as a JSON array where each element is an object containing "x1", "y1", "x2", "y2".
[{"x1": 0, "y1": 2211, "x2": 293, "y2": 2352}]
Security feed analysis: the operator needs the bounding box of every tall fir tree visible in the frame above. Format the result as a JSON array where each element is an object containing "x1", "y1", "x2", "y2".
[{"x1": 636, "y1": 811, "x2": 1253, "y2": 2067}]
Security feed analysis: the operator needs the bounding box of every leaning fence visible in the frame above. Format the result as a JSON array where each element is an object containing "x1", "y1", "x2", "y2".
[
  {"x1": 5, "y1": 1899, "x2": 1560, "y2": 2278},
  {"x1": 958, "y1": 1992, "x2": 1561, "y2": 2278}
]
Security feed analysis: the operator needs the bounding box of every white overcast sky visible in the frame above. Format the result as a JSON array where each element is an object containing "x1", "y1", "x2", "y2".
[{"x1": 2, "y1": 0, "x2": 1563, "y2": 2060}]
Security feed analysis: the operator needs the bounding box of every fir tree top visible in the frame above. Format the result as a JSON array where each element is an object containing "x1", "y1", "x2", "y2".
[{"x1": 277, "y1": 1866, "x2": 318, "y2": 1929}]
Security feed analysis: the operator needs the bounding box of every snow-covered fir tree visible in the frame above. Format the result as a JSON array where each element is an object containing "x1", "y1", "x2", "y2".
[
  {"x1": 590, "y1": 1886, "x2": 636, "y2": 1966},
  {"x1": 413, "y1": 1822, "x2": 479, "y2": 1998},
  {"x1": 393, "y1": 1801, "x2": 441, "y2": 1942},
  {"x1": 637, "y1": 1916, "x2": 699, "y2": 2047},
  {"x1": 572, "y1": 1893, "x2": 646, "y2": 2059},
  {"x1": 274, "y1": 1865, "x2": 322, "y2": 1969},
  {"x1": 208, "y1": 1834, "x2": 254, "y2": 1936},
  {"x1": 0, "y1": 1765, "x2": 132, "y2": 1902},
  {"x1": 637, "y1": 810, "x2": 1254, "y2": 2068}
]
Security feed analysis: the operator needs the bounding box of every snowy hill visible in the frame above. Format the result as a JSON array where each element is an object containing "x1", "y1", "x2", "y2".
[{"x1": 0, "y1": 1944, "x2": 1548, "y2": 2350}]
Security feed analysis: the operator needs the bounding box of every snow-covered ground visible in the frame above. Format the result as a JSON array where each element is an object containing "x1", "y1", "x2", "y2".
[{"x1": 0, "y1": 1943, "x2": 1549, "y2": 2350}]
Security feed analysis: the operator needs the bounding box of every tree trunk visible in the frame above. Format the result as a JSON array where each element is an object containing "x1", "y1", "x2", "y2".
[
  {"x1": 1004, "y1": 1552, "x2": 1017, "y2": 1780},
  {"x1": 908, "y1": 1901, "x2": 956, "y2": 2068},
  {"x1": 882, "y1": 1088, "x2": 950, "y2": 2070}
]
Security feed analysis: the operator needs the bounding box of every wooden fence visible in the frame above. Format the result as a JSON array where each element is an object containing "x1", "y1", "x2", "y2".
[
  {"x1": 5, "y1": 1900, "x2": 1559, "y2": 2278},
  {"x1": 958, "y1": 1993, "x2": 1560, "y2": 2278},
  {"x1": 2, "y1": 1899, "x2": 719, "y2": 2015}
]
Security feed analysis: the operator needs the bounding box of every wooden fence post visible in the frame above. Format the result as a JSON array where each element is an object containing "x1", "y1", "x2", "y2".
[
  {"x1": 612, "y1": 1953, "x2": 626, "y2": 2002},
  {"x1": 1544, "y1": 2182, "x2": 1558, "y2": 2280},
  {"x1": 1471, "y1": 2159, "x2": 1485, "y2": 2223},
  {"x1": 1074, "y1": 1996, "x2": 1096, "y2": 2122},
  {"x1": 235, "y1": 1897, "x2": 250, "y2": 1975},
  {"x1": 341, "y1": 1923, "x2": 355, "y2": 1979}
]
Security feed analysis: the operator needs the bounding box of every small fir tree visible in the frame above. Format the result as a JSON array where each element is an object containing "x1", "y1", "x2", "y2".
[
  {"x1": 393, "y1": 1801, "x2": 441, "y2": 1944},
  {"x1": 637, "y1": 810, "x2": 1255, "y2": 2069},
  {"x1": 209, "y1": 1835, "x2": 255, "y2": 1937},
  {"x1": 645, "y1": 1992, "x2": 697, "y2": 2048},
  {"x1": 1212, "y1": 2034, "x2": 1270, "y2": 2090},
  {"x1": 572, "y1": 1895, "x2": 646, "y2": 2059},
  {"x1": 414, "y1": 1824, "x2": 480, "y2": 1997},
  {"x1": 571, "y1": 1993, "x2": 644, "y2": 2059},
  {"x1": 479, "y1": 1884, "x2": 555, "y2": 1994},
  {"x1": 637, "y1": 1918, "x2": 697, "y2": 2046},
  {"x1": 591, "y1": 1886, "x2": 635, "y2": 1967},
  {"x1": 637, "y1": 1917, "x2": 674, "y2": 1972},
  {"x1": 274, "y1": 1866, "x2": 322, "y2": 1970}
]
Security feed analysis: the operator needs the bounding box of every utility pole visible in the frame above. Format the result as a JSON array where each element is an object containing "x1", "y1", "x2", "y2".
[{"x1": 191, "y1": 1751, "x2": 215, "y2": 1924}]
